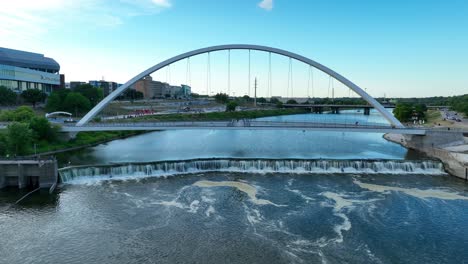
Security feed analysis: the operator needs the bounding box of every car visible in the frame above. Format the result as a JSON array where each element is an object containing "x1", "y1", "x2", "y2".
[{"x1": 64, "y1": 118, "x2": 77, "y2": 123}]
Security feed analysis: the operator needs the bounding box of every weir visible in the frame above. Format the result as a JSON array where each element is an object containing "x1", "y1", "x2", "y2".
[{"x1": 59, "y1": 158, "x2": 446, "y2": 183}]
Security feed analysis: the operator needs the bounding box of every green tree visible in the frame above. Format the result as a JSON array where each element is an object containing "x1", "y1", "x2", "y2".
[
  {"x1": 15, "y1": 106, "x2": 35, "y2": 122},
  {"x1": 29, "y1": 117, "x2": 57, "y2": 142},
  {"x1": 269, "y1": 97, "x2": 280, "y2": 104},
  {"x1": 0, "y1": 132, "x2": 7, "y2": 156},
  {"x1": 0, "y1": 85, "x2": 17, "y2": 105},
  {"x1": 74, "y1": 84, "x2": 103, "y2": 106},
  {"x1": 257, "y1": 97, "x2": 267, "y2": 103},
  {"x1": 214, "y1": 93, "x2": 229, "y2": 104},
  {"x1": 286, "y1": 99, "x2": 298, "y2": 104},
  {"x1": 7, "y1": 122, "x2": 33, "y2": 156},
  {"x1": 46, "y1": 92, "x2": 63, "y2": 112},
  {"x1": 226, "y1": 101, "x2": 238, "y2": 112},
  {"x1": 21, "y1": 89, "x2": 46, "y2": 108},
  {"x1": 62, "y1": 92, "x2": 91, "y2": 116}
]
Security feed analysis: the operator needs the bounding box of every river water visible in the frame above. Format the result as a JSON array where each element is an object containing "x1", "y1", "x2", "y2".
[{"x1": 1, "y1": 111, "x2": 468, "y2": 264}]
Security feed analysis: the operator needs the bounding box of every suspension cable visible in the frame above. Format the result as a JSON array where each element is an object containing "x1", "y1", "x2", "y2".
[
  {"x1": 268, "y1": 52, "x2": 272, "y2": 98},
  {"x1": 248, "y1": 50, "x2": 251, "y2": 96},
  {"x1": 307, "y1": 65, "x2": 311, "y2": 98},
  {"x1": 207, "y1": 52, "x2": 211, "y2": 96},
  {"x1": 186, "y1": 57, "x2": 191, "y2": 86},
  {"x1": 332, "y1": 77, "x2": 335, "y2": 102},
  {"x1": 228, "y1": 49, "x2": 231, "y2": 96},
  {"x1": 311, "y1": 66, "x2": 314, "y2": 98},
  {"x1": 287, "y1": 58, "x2": 291, "y2": 98}
]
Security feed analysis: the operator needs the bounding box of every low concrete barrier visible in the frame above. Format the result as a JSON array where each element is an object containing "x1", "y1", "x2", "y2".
[{"x1": 0, "y1": 158, "x2": 58, "y2": 190}]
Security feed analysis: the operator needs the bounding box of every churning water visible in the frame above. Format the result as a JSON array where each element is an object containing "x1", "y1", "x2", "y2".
[{"x1": 1, "y1": 112, "x2": 468, "y2": 264}]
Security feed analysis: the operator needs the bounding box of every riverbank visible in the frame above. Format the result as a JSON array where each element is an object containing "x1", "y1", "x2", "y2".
[
  {"x1": 29, "y1": 131, "x2": 145, "y2": 157},
  {"x1": 384, "y1": 133, "x2": 468, "y2": 180},
  {"x1": 100, "y1": 108, "x2": 309, "y2": 123}
]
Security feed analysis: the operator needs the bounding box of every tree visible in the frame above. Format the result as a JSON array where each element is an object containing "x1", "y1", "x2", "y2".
[
  {"x1": 226, "y1": 101, "x2": 238, "y2": 112},
  {"x1": 21, "y1": 89, "x2": 46, "y2": 108},
  {"x1": 10, "y1": 106, "x2": 35, "y2": 122},
  {"x1": 286, "y1": 99, "x2": 298, "y2": 104},
  {"x1": 0, "y1": 132, "x2": 7, "y2": 156},
  {"x1": 118, "y1": 89, "x2": 144, "y2": 101},
  {"x1": 46, "y1": 92, "x2": 62, "y2": 112},
  {"x1": 269, "y1": 97, "x2": 280, "y2": 104},
  {"x1": 74, "y1": 84, "x2": 103, "y2": 106},
  {"x1": 62, "y1": 92, "x2": 91, "y2": 116},
  {"x1": 7, "y1": 122, "x2": 33, "y2": 156},
  {"x1": 214, "y1": 93, "x2": 229, "y2": 104},
  {"x1": 0, "y1": 85, "x2": 17, "y2": 105},
  {"x1": 257, "y1": 97, "x2": 267, "y2": 103},
  {"x1": 29, "y1": 117, "x2": 57, "y2": 142}
]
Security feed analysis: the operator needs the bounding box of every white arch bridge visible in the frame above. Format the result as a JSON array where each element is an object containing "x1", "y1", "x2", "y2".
[{"x1": 69, "y1": 44, "x2": 415, "y2": 133}]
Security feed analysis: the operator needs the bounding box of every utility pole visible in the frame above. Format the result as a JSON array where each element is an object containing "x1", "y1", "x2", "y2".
[{"x1": 254, "y1": 77, "x2": 257, "y2": 107}]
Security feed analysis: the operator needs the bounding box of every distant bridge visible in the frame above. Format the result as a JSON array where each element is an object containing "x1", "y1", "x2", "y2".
[{"x1": 60, "y1": 120, "x2": 427, "y2": 135}]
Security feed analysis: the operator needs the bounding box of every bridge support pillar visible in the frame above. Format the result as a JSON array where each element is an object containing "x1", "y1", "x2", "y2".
[
  {"x1": 364, "y1": 108, "x2": 370, "y2": 115},
  {"x1": 312, "y1": 107, "x2": 323, "y2": 114},
  {"x1": 331, "y1": 107, "x2": 340, "y2": 114}
]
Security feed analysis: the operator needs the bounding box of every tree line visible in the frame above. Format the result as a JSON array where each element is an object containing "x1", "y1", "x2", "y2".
[{"x1": 0, "y1": 106, "x2": 58, "y2": 156}]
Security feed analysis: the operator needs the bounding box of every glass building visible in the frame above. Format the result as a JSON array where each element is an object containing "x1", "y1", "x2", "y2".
[{"x1": 0, "y1": 47, "x2": 61, "y2": 94}]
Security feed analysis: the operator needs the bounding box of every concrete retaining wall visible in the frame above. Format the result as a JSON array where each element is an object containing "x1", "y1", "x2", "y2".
[
  {"x1": 0, "y1": 159, "x2": 58, "y2": 189},
  {"x1": 386, "y1": 131, "x2": 468, "y2": 180}
]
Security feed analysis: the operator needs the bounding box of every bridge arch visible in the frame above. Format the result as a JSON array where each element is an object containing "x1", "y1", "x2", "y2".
[{"x1": 77, "y1": 44, "x2": 403, "y2": 128}]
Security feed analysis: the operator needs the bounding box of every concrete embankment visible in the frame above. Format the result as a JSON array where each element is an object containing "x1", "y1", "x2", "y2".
[
  {"x1": 0, "y1": 158, "x2": 58, "y2": 192},
  {"x1": 385, "y1": 131, "x2": 468, "y2": 180}
]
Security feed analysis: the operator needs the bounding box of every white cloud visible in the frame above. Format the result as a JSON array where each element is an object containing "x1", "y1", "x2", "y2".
[
  {"x1": 258, "y1": 0, "x2": 273, "y2": 11},
  {"x1": 152, "y1": 0, "x2": 171, "y2": 8},
  {"x1": 0, "y1": 0, "x2": 169, "y2": 46}
]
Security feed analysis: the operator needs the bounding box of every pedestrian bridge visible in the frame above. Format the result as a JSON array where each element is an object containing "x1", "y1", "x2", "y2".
[
  {"x1": 76, "y1": 44, "x2": 405, "y2": 129},
  {"x1": 60, "y1": 120, "x2": 427, "y2": 135}
]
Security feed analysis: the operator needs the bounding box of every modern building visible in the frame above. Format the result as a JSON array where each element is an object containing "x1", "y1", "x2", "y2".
[
  {"x1": 89, "y1": 80, "x2": 119, "y2": 96},
  {"x1": 0, "y1": 47, "x2": 61, "y2": 94}
]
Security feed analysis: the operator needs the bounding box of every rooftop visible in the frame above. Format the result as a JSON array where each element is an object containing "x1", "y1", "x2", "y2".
[{"x1": 0, "y1": 47, "x2": 60, "y2": 72}]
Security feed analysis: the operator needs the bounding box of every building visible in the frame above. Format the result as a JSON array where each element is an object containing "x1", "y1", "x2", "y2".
[
  {"x1": 133, "y1": 76, "x2": 159, "y2": 99},
  {"x1": 0, "y1": 47, "x2": 61, "y2": 94},
  {"x1": 69, "y1": 81, "x2": 86, "y2": 90},
  {"x1": 132, "y1": 75, "x2": 192, "y2": 99},
  {"x1": 89, "y1": 80, "x2": 119, "y2": 96}
]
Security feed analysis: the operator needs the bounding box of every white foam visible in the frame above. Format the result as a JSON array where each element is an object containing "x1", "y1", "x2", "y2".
[
  {"x1": 188, "y1": 200, "x2": 200, "y2": 213},
  {"x1": 205, "y1": 206, "x2": 215, "y2": 217},
  {"x1": 193, "y1": 180, "x2": 285, "y2": 207},
  {"x1": 354, "y1": 180, "x2": 468, "y2": 200}
]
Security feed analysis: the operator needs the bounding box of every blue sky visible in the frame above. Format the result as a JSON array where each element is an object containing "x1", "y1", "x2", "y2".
[{"x1": 1, "y1": 0, "x2": 467, "y2": 97}]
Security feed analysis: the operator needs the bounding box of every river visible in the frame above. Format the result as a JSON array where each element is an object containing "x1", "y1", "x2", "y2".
[{"x1": 1, "y1": 111, "x2": 467, "y2": 264}]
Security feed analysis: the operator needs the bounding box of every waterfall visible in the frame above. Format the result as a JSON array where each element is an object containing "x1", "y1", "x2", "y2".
[{"x1": 58, "y1": 158, "x2": 446, "y2": 184}]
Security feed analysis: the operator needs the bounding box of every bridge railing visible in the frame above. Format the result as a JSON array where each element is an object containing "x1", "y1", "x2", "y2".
[{"x1": 66, "y1": 120, "x2": 397, "y2": 129}]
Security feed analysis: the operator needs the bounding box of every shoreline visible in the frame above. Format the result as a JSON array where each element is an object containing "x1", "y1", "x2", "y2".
[
  {"x1": 384, "y1": 133, "x2": 468, "y2": 180},
  {"x1": 26, "y1": 132, "x2": 146, "y2": 158}
]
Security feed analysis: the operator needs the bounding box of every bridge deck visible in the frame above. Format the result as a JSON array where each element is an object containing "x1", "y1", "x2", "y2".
[{"x1": 57, "y1": 121, "x2": 427, "y2": 135}]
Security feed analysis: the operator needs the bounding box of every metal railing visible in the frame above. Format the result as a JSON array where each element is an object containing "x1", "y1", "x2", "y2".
[{"x1": 64, "y1": 120, "x2": 416, "y2": 131}]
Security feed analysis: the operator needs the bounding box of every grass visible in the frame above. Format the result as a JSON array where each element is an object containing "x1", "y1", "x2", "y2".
[
  {"x1": 101, "y1": 108, "x2": 309, "y2": 123},
  {"x1": 31, "y1": 131, "x2": 142, "y2": 155}
]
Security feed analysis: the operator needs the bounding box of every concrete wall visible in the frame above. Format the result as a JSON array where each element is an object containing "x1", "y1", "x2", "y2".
[
  {"x1": 388, "y1": 131, "x2": 468, "y2": 180},
  {"x1": 0, "y1": 160, "x2": 58, "y2": 189},
  {"x1": 404, "y1": 130, "x2": 465, "y2": 149}
]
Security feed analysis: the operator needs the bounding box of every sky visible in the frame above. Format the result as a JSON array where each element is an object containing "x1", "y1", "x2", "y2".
[{"x1": 0, "y1": 0, "x2": 467, "y2": 98}]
